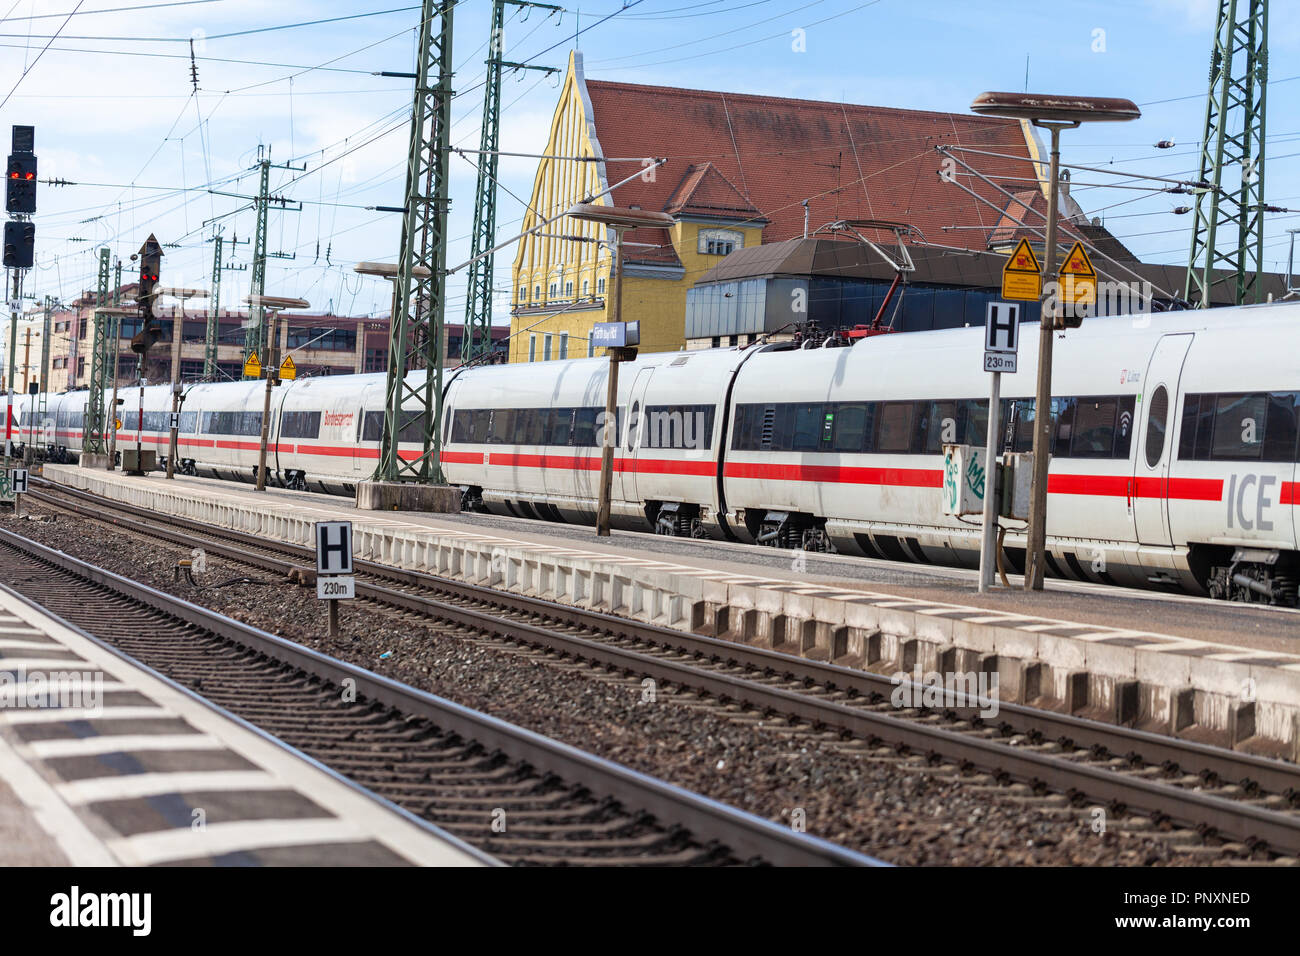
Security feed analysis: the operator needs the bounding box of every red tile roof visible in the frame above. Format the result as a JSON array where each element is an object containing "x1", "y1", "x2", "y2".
[
  {"x1": 584, "y1": 78, "x2": 1043, "y2": 252},
  {"x1": 987, "y1": 188, "x2": 1139, "y2": 262}
]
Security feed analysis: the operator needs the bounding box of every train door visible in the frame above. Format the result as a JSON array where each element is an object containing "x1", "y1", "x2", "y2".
[
  {"x1": 1132, "y1": 333, "x2": 1193, "y2": 548},
  {"x1": 618, "y1": 367, "x2": 655, "y2": 506}
]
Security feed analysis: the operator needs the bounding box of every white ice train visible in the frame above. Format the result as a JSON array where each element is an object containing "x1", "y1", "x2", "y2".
[{"x1": 14, "y1": 303, "x2": 1299, "y2": 605}]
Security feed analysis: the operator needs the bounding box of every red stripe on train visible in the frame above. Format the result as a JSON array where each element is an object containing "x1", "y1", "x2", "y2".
[{"x1": 725, "y1": 461, "x2": 943, "y2": 488}]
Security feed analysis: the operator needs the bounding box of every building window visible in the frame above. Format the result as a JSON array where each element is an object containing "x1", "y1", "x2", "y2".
[
  {"x1": 365, "y1": 348, "x2": 387, "y2": 373},
  {"x1": 582, "y1": 280, "x2": 589, "y2": 297},
  {"x1": 543, "y1": 333, "x2": 553, "y2": 361},
  {"x1": 587, "y1": 336, "x2": 595, "y2": 357},
  {"x1": 699, "y1": 228, "x2": 744, "y2": 256},
  {"x1": 559, "y1": 333, "x2": 568, "y2": 359},
  {"x1": 534, "y1": 285, "x2": 541, "y2": 300},
  {"x1": 77, "y1": 357, "x2": 85, "y2": 378},
  {"x1": 597, "y1": 277, "x2": 606, "y2": 295},
  {"x1": 519, "y1": 287, "x2": 527, "y2": 302},
  {"x1": 549, "y1": 282, "x2": 557, "y2": 298},
  {"x1": 528, "y1": 334, "x2": 537, "y2": 363},
  {"x1": 565, "y1": 281, "x2": 573, "y2": 298}
]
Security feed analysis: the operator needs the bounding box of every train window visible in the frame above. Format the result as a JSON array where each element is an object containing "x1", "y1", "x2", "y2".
[
  {"x1": 1050, "y1": 397, "x2": 1076, "y2": 458},
  {"x1": 202, "y1": 411, "x2": 263, "y2": 436},
  {"x1": 518, "y1": 408, "x2": 546, "y2": 446},
  {"x1": 280, "y1": 411, "x2": 321, "y2": 440},
  {"x1": 488, "y1": 408, "x2": 514, "y2": 444},
  {"x1": 573, "y1": 407, "x2": 599, "y2": 447},
  {"x1": 998, "y1": 399, "x2": 1036, "y2": 454},
  {"x1": 831, "y1": 403, "x2": 870, "y2": 452},
  {"x1": 1144, "y1": 387, "x2": 1169, "y2": 467},
  {"x1": 960, "y1": 400, "x2": 989, "y2": 446},
  {"x1": 469, "y1": 410, "x2": 491, "y2": 444},
  {"x1": 360, "y1": 410, "x2": 422, "y2": 443},
  {"x1": 179, "y1": 411, "x2": 198, "y2": 433},
  {"x1": 1263, "y1": 392, "x2": 1300, "y2": 461},
  {"x1": 875, "y1": 402, "x2": 914, "y2": 454},
  {"x1": 920, "y1": 400, "x2": 958, "y2": 454},
  {"x1": 791, "y1": 403, "x2": 824, "y2": 452},
  {"x1": 362, "y1": 411, "x2": 383, "y2": 442},
  {"x1": 644, "y1": 405, "x2": 715, "y2": 450},
  {"x1": 1211, "y1": 393, "x2": 1268, "y2": 460},
  {"x1": 457, "y1": 408, "x2": 478, "y2": 442},
  {"x1": 1070, "y1": 398, "x2": 1117, "y2": 458},
  {"x1": 546, "y1": 408, "x2": 574, "y2": 446}
]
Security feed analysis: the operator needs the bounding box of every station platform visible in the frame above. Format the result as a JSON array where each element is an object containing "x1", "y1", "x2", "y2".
[
  {"x1": 0, "y1": 579, "x2": 489, "y2": 867},
  {"x1": 42, "y1": 464, "x2": 1300, "y2": 760}
]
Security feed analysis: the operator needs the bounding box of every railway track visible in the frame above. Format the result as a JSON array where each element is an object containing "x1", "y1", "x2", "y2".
[
  {"x1": 27, "y1": 479, "x2": 1300, "y2": 860},
  {"x1": 0, "y1": 516, "x2": 874, "y2": 867}
]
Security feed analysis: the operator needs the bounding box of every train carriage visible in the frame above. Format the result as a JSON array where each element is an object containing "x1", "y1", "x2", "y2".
[{"x1": 19, "y1": 301, "x2": 1300, "y2": 605}]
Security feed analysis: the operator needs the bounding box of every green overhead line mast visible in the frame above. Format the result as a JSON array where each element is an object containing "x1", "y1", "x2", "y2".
[
  {"x1": 461, "y1": 0, "x2": 561, "y2": 365},
  {"x1": 82, "y1": 247, "x2": 111, "y2": 454},
  {"x1": 207, "y1": 233, "x2": 222, "y2": 379},
  {"x1": 375, "y1": 0, "x2": 456, "y2": 484},
  {"x1": 240, "y1": 151, "x2": 302, "y2": 373},
  {"x1": 1186, "y1": 0, "x2": 1269, "y2": 307}
]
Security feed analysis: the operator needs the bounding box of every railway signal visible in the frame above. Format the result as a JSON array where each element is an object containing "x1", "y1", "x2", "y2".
[
  {"x1": 5, "y1": 152, "x2": 35, "y2": 215},
  {"x1": 130, "y1": 234, "x2": 164, "y2": 357},
  {"x1": 2, "y1": 221, "x2": 34, "y2": 268}
]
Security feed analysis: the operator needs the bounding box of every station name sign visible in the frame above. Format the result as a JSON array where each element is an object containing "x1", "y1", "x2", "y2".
[{"x1": 591, "y1": 321, "x2": 640, "y2": 349}]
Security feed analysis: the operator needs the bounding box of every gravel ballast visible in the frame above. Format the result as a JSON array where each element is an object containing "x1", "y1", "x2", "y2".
[{"x1": 2, "y1": 501, "x2": 1206, "y2": 866}]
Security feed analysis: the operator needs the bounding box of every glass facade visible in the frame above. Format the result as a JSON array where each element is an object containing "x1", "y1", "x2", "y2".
[{"x1": 686, "y1": 276, "x2": 1049, "y2": 340}]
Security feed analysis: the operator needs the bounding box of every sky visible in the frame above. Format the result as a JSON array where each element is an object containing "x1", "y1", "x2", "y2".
[{"x1": 3, "y1": 0, "x2": 1299, "y2": 324}]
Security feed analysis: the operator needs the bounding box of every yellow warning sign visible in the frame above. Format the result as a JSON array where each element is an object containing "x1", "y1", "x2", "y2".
[
  {"x1": 114, "y1": 419, "x2": 122, "y2": 431},
  {"x1": 1001, "y1": 237, "x2": 1042, "y2": 301},
  {"x1": 1059, "y1": 240, "x2": 1097, "y2": 308},
  {"x1": 243, "y1": 352, "x2": 261, "y2": 378},
  {"x1": 279, "y1": 354, "x2": 296, "y2": 381}
]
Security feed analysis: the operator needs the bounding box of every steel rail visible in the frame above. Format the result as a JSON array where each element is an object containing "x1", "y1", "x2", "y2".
[
  {"x1": 0, "y1": 521, "x2": 880, "y2": 868},
  {"x1": 28, "y1": 481, "x2": 1300, "y2": 855},
  {"x1": 33, "y1": 480, "x2": 1300, "y2": 796}
]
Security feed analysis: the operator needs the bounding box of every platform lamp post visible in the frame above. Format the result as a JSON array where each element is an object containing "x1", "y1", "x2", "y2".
[
  {"x1": 157, "y1": 288, "x2": 208, "y2": 479},
  {"x1": 565, "y1": 203, "x2": 675, "y2": 537},
  {"x1": 970, "y1": 92, "x2": 1140, "y2": 591},
  {"x1": 352, "y1": 260, "x2": 433, "y2": 367},
  {"x1": 247, "y1": 295, "x2": 309, "y2": 492}
]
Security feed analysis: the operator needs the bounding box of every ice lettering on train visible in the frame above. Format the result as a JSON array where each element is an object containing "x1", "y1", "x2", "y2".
[{"x1": 1224, "y1": 473, "x2": 1276, "y2": 532}]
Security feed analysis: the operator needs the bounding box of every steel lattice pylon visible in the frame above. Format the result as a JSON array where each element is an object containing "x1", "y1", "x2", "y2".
[
  {"x1": 243, "y1": 159, "x2": 271, "y2": 369},
  {"x1": 206, "y1": 233, "x2": 223, "y2": 379},
  {"x1": 461, "y1": 1, "x2": 559, "y2": 366},
  {"x1": 83, "y1": 248, "x2": 111, "y2": 454},
  {"x1": 376, "y1": 0, "x2": 455, "y2": 484},
  {"x1": 461, "y1": 0, "x2": 507, "y2": 366},
  {"x1": 1186, "y1": 0, "x2": 1269, "y2": 307}
]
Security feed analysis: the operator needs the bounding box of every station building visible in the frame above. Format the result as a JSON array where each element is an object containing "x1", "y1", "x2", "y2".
[{"x1": 509, "y1": 52, "x2": 1140, "y2": 361}]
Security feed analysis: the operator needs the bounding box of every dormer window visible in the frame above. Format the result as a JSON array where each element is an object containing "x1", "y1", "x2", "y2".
[{"x1": 699, "y1": 228, "x2": 743, "y2": 256}]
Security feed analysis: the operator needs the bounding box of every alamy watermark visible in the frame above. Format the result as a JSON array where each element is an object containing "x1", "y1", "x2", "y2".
[
  {"x1": 890, "y1": 668, "x2": 1000, "y2": 718},
  {"x1": 0, "y1": 668, "x2": 103, "y2": 716}
]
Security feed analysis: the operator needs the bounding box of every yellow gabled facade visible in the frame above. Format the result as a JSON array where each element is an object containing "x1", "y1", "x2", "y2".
[{"x1": 509, "y1": 52, "x2": 762, "y2": 362}]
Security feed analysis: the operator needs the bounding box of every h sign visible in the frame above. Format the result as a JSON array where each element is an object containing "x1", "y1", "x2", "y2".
[
  {"x1": 315, "y1": 521, "x2": 353, "y2": 575},
  {"x1": 9, "y1": 468, "x2": 27, "y2": 494},
  {"x1": 985, "y1": 302, "x2": 1020, "y2": 353}
]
